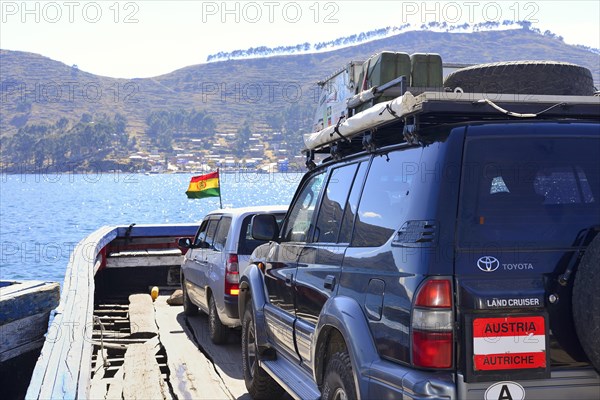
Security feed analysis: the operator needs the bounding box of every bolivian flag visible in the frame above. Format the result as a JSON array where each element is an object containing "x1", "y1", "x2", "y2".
[{"x1": 186, "y1": 171, "x2": 220, "y2": 199}]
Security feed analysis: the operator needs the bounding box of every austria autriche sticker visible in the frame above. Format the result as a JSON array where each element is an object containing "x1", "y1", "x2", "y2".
[{"x1": 473, "y1": 316, "x2": 546, "y2": 371}]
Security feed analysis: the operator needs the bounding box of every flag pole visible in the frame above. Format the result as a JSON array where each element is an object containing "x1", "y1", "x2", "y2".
[{"x1": 218, "y1": 168, "x2": 223, "y2": 209}]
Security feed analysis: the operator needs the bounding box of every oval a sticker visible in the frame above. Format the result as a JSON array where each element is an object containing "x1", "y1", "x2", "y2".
[{"x1": 484, "y1": 381, "x2": 525, "y2": 400}]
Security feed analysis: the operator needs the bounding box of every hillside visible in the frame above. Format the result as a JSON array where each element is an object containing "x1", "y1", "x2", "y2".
[{"x1": 1, "y1": 28, "x2": 599, "y2": 171}]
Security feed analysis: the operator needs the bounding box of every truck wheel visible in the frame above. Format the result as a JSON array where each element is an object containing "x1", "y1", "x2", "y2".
[
  {"x1": 573, "y1": 233, "x2": 600, "y2": 372},
  {"x1": 208, "y1": 295, "x2": 228, "y2": 344},
  {"x1": 241, "y1": 299, "x2": 284, "y2": 399},
  {"x1": 182, "y1": 277, "x2": 198, "y2": 316},
  {"x1": 321, "y1": 351, "x2": 357, "y2": 400},
  {"x1": 443, "y1": 61, "x2": 595, "y2": 96}
]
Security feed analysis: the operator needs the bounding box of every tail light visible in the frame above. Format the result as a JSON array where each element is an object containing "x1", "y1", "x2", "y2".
[
  {"x1": 412, "y1": 278, "x2": 453, "y2": 369},
  {"x1": 225, "y1": 253, "x2": 239, "y2": 296}
]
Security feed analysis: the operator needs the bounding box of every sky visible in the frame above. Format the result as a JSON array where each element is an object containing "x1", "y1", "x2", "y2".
[{"x1": 1, "y1": 0, "x2": 599, "y2": 78}]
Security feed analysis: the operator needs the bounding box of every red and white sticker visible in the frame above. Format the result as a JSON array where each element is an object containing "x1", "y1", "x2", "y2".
[{"x1": 473, "y1": 316, "x2": 546, "y2": 371}]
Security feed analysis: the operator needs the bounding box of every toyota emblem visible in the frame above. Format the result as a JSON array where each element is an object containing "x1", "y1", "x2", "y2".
[{"x1": 477, "y1": 256, "x2": 500, "y2": 272}]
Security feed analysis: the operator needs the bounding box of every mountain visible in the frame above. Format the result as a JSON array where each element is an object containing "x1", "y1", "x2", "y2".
[{"x1": 1, "y1": 28, "x2": 599, "y2": 171}]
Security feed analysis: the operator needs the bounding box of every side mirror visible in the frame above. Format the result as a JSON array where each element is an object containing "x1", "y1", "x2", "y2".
[
  {"x1": 252, "y1": 214, "x2": 280, "y2": 241},
  {"x1": 178, "y1": 238, "x2": 192, "y2": 248}
]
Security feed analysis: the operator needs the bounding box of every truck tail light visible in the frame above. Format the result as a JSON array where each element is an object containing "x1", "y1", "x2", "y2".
[{"x1": 412, "y1": 278, "x2": 453, "y2": 369}]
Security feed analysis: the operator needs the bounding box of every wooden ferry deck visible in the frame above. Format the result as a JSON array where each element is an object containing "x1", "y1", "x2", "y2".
[
  {"x1": 88, "y1": 292, "x2": 251, "y2": 400},
  {"x1": 24, "y1": 224, "x2": 289, "y2": 400}
]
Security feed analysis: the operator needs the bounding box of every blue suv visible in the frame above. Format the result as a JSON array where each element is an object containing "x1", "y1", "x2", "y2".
[{"x1": 238, "y1": 88, "x2": 600, "y2": 399}]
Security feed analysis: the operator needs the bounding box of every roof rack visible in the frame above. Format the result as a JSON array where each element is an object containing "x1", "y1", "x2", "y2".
[{"x1": 303, "y1": 90, "x2": 600, "y2": 161}]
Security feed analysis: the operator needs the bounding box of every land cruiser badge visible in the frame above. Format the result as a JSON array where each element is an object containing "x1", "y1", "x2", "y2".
[{"x1": 477, "y1": 256, "x2": 500, "y2": 272}]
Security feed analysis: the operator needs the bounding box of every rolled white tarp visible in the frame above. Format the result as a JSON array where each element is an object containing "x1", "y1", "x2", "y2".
[{"x1": 303, "y1": 92, "x2": 417, "y2": 151}]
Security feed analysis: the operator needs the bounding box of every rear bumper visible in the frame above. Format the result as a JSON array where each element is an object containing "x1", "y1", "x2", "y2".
[
  {"x1": 457, "y1": 368, "x2": 600, "y2": 400},
  {"x1": 223, "y1": 294, "x2": 239, "y2": 320},
  {"x1": 365, "y1": 361, "x2": 600, "y2": 399}
]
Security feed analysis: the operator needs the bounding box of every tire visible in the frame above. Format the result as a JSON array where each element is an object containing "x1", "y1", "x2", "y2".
[
  {"x1": 573, "y1": 233, "x2": 600, "y2": 372},
  {"x1": 321, "y1": 351, "x2": 357, "y2": 400},
  {"x1": 241, "y1": 300, "x2": 285, "y2": 399},
  {"x1": 182, "y1": 277, "x2": 198, "y2": 316},
  {"x1": 208, "y1": 295, "x2": 228, "y2": 345},
  {"x1": 443, "y1": 61, "x2": 595, "y2": 96}
]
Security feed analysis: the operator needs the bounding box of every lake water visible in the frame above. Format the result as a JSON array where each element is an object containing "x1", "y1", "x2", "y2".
[{"x1": 0, "y1": 171, "x2": 302, "y2": 283}]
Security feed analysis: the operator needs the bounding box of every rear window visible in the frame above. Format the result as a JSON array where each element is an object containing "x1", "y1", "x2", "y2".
[
  {"x1": 238, "y1": 213, "x2": 285, "y2": 255},
  {"x1": 458, "y1": 136, "x2": 600, "y2": 248}
]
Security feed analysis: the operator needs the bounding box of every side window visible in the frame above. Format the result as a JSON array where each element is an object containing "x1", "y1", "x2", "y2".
[
  {"x1": 338, "y1": 162, "x2": 368, "y2": 243},
  {"x1": 282, "y1": 172, "x2": 325, "y2": 242},
  {"x1": 213, "y1": 217, "x2": 232, "y2": 252},
  {"x1": 194, "y1": 219, "x2": 209, "y2": 247},
  {"x1": 313, "y1": 163, "x2": 360, "y2": 243},
  {"x1": 204, "y1": 218, "x2": 220, "y2": 248},
  {"x1": 238, "y1": 213, "x2": 286, "y2": 255},
  {"x1": 352, "y1": 148, "x2": 422, "y2": 247}
]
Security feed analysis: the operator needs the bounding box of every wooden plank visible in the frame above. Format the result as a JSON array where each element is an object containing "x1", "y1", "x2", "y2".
[
  {"x1": 115, "y1": 224, "x2": 198, "y2": 238},
  {"x1": 89, "y1": 348, "x2": 108, "y2": 400},
  {"x1": 0, "y1": 280, "x2": 45, "y2": 297},
  {"x1": 96, "y1": 338, "x2": 151, "y2": 344},
  {"x1": 129, "y1": 294, "x2": 158, "y2": 337},
  {"x1": 91, "y1": 342, "x2": 127, "y2": 350},
  {"x1": 0, "y1": 282, "x2": 60, "y2": 325},
  {"x1": 153, "y1": 296, "x2": 237, "y2": 400},
  {"x1": 106, "y1": 254, "x2": 183, "y2": 268},
  {"x1": 122, "y1": 340, "x2": 169, "y2": 400},
  {"x1": 94, "y1": 310, "x2": 128, "y2": 314},
  {"x1": 105, "y1": 367, "x2": 124, "y2": 400},
  {"x1": 77, "y1": 231, "x2": 104, "y2": 400},
  {"x1": 0, "y1": 311, "x2": 51, "y2": 362},
  {"x1": 89, "y1": 354, "x2": 165, "y2": 365},
  {"x1": 109, "y1": 249, "x2": 183, "y2": 257}
]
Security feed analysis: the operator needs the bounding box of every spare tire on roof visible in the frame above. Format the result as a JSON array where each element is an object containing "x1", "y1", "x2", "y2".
[
  {"x1": 573, "y1": 233, "x2": 600, "y2": 373},
  {"x1": 443, "y1": 61, "x2": 595, "y2": 96}
]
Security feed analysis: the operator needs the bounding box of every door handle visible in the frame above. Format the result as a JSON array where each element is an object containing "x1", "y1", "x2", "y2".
[
  {"x1": 285, "y1": 272, "x2": 293, "y2": 287},
  {"x1": 324, "y1": 275, "x2": 336, "y2": 290}
]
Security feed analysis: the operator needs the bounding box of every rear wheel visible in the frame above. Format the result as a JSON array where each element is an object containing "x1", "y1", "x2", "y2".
[
  {"x1": 182, "y1": 276, "x2": 198, "y2": 316},
  {"x1": 573, "y1": 233, "x2": 600, "y2": 372},
  {"x1": 321, "y1": 351, "x2": 357, "y2": 400},
  {"x1": 208, "y1": 294, "x2": 229, "y2": 344},
  {"x1": 241, "y1": 299, "x2": 284, "y2": 399},
  {"x1": 443, "y1": 61, "x2": 595, "y2": 96}
]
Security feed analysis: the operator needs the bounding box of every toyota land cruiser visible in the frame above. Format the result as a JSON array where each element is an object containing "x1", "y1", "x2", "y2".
[{"x1": 238, "y1": 61, "x2": 600, "y2": 400}]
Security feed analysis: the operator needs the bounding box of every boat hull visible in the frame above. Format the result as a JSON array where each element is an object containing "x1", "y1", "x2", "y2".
[{"x1": 0, "y1": 280, "x2": 60, "y2": 399}]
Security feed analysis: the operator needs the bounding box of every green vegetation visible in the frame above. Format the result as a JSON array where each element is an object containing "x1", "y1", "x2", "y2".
[
  {"x1": 4, "y1": 113, "x2": 131, "y2": 170},
  {"x1": 204, "y1": 21, "x2": 586, "y2": 61},
  {"x1": 146, "y1": 109, "x2": 216, "y2": 150},
  {"x1": 1, "y1": 28, "x2": 598, "y2": 172}
]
